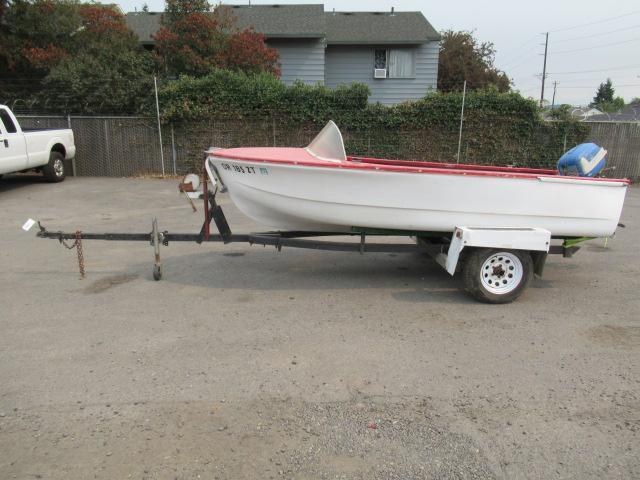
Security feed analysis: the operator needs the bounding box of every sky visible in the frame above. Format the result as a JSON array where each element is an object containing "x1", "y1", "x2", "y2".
[{"x1": 111, "y1": 0, "x2": 640, "y2": 106}]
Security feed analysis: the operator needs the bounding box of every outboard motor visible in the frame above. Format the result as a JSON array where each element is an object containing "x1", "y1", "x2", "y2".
[{"x1": 557, "y1": 143, "x2": 607, "y2": 177}]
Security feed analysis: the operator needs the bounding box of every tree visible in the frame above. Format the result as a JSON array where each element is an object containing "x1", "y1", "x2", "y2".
[
  {"x1": 0, "y1": 1, "x2": 142, "y2": 74},
  {"x1": 592, "y1": 78, "x2": 614, "y2": 105},
  {"x1": 0, "y1": 0, "x2": 8, "y2": 73},
  {"x1": 42, "y1": 49, "x2": 155, "y2": 113},
  {"x1": 154, "y1": 11, "x2": 226, "y2": 76},
  {"x1": 437, "y1": 30, "x2": 510, "y2": 93},
  {"x1": 164, "y1": 0, "x2": 209, "y2": 23},
  {"x1": 154, "y1": 2, "x2": 279, "y2": 77},
  {"x1": 0, "y1": 0, "x2": 156, "y2": 113},
  {"x1": 219, "y1": 29, "x2": 279, "y2": 75},
  {"x1": 0, "y1": 0, "x2": 81, "y2": 74},
  {"x1": 39, "y1": 4, "x2": 156, "y2": 113},
  {"x1": 590, "y1": 78, "x2": 625, "y2": 113},
  {"x1": 75, "y1": 3, "x2": 142, "y2": 51}
]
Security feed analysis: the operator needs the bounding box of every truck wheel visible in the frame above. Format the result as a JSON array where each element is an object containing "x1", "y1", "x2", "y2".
[
  {"x1": 462, "y1": 248, "x2": 533, "y2": 304},
  {"x1": 42, "y1": 151, "x2": 66, "y2": 183}
]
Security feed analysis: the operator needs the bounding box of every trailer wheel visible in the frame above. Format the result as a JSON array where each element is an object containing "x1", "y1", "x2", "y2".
[
  {"x1": 462, "y1": 248, "x2": 533, "y2": 304},
  {"x1": 42, "y1": 151, "x2": 66, "y2": 182}
]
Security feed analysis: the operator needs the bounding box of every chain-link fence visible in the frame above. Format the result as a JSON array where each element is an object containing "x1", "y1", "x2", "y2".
[
  {"x1": 16, "y1": 115, "x2": 640, "y2": 181},
  {"x1": 17, "y1": 115, "x2": 164, "y2": 176},
  {"x1": 586, "y1": 122, "x2": 640, "y2": 181}
]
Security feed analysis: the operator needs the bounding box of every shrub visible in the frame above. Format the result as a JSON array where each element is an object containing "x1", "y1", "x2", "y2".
[{"x1": 159, "y1": 71, "x2": 588, "y2": 166}]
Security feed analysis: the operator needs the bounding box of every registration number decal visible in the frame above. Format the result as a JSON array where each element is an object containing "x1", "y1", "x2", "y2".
[{"x1": 221, "y1": 163, "x2": 267, "y2": 175}]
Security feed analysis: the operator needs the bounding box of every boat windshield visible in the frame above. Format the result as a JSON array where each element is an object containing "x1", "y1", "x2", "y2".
[{"x1": 305, "y1": 120, "x2": 346, "y2": 162}]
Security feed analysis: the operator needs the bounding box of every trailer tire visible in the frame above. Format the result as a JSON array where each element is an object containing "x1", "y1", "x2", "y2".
[
  {"x1": 462, "y1": 248, "x2": 533, "y2": 304},
  {"x1": 42, "y1": 151, "x2": 66, "y2": 183}
]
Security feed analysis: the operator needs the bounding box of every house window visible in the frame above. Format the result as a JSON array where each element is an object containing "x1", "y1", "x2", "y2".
[
  {"x1": 374, "y1": 49, "x2": 387, "y2": 69},
  {"x1": 374, "y1": 48, "x2": 415, "y2": 78}
]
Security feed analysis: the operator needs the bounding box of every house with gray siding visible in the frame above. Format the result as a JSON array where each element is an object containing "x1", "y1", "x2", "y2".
[{"x1": 125, "y1": 4, "x2": 440, "y2": 105}]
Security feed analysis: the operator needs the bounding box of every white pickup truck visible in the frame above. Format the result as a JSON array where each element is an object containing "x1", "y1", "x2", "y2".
[{"x1": 0, "y1": 105, "x2": 76, "y2": 182}]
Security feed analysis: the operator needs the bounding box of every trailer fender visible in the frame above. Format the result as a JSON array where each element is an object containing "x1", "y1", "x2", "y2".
[{"x1": 440, "y1": 227, "x2": 552, "y2": 276}]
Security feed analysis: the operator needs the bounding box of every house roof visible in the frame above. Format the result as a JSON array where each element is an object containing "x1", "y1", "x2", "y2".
[
  {"x1": 584, "y1": 113, "x2": 640, "y2": 122},
  {"x1": 584, "y1": 108, "x2": 640, "y2": 122},
  {"x1": 125, "y1": 11, "x2": 162, "y2": 44},
  {"x1": 325, "y1": 11, "x2": 440, "y2": 44},
  {"x1": 230, "y1": 4, "x2": 325, "y2": 38},
  {"x1": 124, "y1": 4, "x2": 439, "y2": 44}
]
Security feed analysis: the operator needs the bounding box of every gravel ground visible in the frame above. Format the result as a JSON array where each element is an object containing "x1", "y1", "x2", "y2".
[{"x1": 0, "y1": 175, "x2": 638, "y2": 479}]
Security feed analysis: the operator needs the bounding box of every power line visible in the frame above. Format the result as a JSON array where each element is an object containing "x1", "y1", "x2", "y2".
[
  {"x1": 504, "y1": 56, "x2": 541, "y2": 73},
  {"x1": 552, "y1": 24, "x2": 640, "y2": 43},
  {"x1": 501, "y1": 44, "x2": 543, "y2": 69},
  {"x1": 552, "y1": 83, "x2": 640, "y2": 89},
  {"x1": 500, "y1": 18, "x2": 640, "y2": 75},
  {"x1": 550, "y1": 36, "x2": 640, "y2": 55},
  {"x1": 499, "y1": 36, "x2": 542, "y2": 65},
  {"x1": 499, "y1": 34, "x2": 540, "y2": 58},
  {"x1": 513, "y1": 76, "x2": 544, "y2": 86},
  {"x1": 548, "y1": 9, "x2": 640, "y2": 33},
  {"x1": 517, "y1": 87, "x2": 540, "y2": 94},
  {"x1": 544, "y1": 78, "x2": 640, "y2": 86},
  {"x1": 547, "y1": 64, "x2": 640, "y2": 75}
]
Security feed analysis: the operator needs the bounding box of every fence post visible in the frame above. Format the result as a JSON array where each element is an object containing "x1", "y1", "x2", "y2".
[
  {"x1": 67, "y1": 114, "x2": 76, "y2": 177},
  {"x1": 154, "y1": 76, "x2": 166, "y2": 176},
  {"x1": 104, "y1": 119, "x2": 111, "y2": 175},
  {"x1": 170, "y1": 122, "x2": 177, "y2": 175},
  {"x1": 456, "y1": 80, "x2": 467, "y2": 164},
  {"x1": 272, "y1": 118, "x2": 276, "y2": 147}
]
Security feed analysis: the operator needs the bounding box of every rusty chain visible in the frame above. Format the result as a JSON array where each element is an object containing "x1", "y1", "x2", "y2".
[{"x1": 59, "y1": 230, "x2": 85, "y2": 278}]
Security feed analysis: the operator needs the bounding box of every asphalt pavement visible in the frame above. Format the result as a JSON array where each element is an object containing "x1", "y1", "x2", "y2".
[{"x1": 0, "y1": 175, "x2": 638, "y2": 479}]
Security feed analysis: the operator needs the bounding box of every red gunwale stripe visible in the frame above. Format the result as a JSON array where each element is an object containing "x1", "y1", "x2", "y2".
[
  {"x1": 349, "y1": 156, "x2": 559, "y2": 175},
  {"x1": 208, "y1": 150, "x2": 630, "y2": 185}
]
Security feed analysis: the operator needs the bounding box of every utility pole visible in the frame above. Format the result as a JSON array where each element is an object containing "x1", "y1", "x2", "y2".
[
  {"x1": 540, "y1": 32, "x2": 549, "y2": 108},
  {"x1": 551, "y1": 81, "x2": 558, "y2": 108}
]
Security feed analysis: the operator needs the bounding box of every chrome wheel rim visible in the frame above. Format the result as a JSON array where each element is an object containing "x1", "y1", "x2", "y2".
[
  {"x1": 480, "y1": 252, "x2": 523, "y2": 295},
  {"x1": 53, "y1": 158, "x2": 64, "y2": 177}
]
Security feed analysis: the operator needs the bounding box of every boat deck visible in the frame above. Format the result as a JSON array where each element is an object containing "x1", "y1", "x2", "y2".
[{"x1": 209, "y1": 147, "x2": 630, "y2": 184}]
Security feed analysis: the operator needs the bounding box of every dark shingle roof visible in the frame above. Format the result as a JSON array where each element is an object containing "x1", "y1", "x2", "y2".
[
  {"x1": 124, "y1": 4, "x2": 439, "y2": 44},
  {"x1": 325, "y1": 11, "x2": 440, "y2": 44},
  {"x1": 125, "y1": 11, "x2": 162, "y2": 43},
  {"x1": 230, "y1": 4, "x2": 325, "y2": 38}
]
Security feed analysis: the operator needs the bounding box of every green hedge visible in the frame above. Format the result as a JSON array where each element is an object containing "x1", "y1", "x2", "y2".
[
  {"x1": 158, "y1": 70, "x2": 589, "y2": 167},
  {"x1": 158, "y1": 70, "x2": 370, "y2": 123}
]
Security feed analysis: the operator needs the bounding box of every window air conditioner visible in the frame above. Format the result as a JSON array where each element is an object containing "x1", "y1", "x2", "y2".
[{"x1": 374, "y1": 68, "x2": 387, "y2": 79}]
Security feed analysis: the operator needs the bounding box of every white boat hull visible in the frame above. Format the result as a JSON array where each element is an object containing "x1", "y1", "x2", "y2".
[{"x1": 208, "y1": 156, "x2": 627, "y2": 237}]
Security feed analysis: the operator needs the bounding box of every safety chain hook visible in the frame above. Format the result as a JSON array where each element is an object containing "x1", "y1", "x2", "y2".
[{"x1": 59, "y1": 230, "x2": 86, "y2": 278}]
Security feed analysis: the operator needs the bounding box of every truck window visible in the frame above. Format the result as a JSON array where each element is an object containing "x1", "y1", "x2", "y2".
[{"x1": 0, "y1": 109, "x2": 18, "y2": 133}]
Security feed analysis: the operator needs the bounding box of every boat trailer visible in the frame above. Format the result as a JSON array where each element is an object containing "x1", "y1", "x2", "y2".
[{"x1": 32, "y1": 179, "x2": 587, "y2": 303}]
